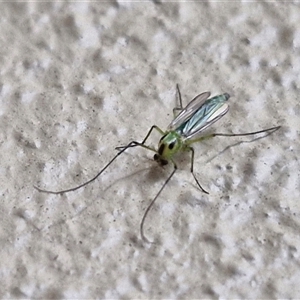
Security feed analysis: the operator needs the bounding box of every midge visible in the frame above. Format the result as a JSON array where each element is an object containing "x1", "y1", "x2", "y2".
[{"x1": 34, "y1": 85, "x2": 280, "y2": 242}]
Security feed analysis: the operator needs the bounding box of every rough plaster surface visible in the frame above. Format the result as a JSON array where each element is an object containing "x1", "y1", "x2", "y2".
[{"x1": 0, "y1": 2, "x2": 299, "y2": 299}]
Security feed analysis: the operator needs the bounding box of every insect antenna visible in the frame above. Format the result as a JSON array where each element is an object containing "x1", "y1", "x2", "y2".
[
  {"x1": 140, "y1": 165, "x2": 177, "y2": 243},
  {"x1": 34, "y1": 140, "x2": 143, "y2": 195}
]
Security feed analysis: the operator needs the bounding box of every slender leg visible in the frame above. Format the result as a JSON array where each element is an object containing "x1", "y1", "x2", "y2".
[
  {"x1": 173, "y1": 107, "x2": 182, "y2": 117},
  {"x1": 140, "y1": 160, "x2": 177, "y2": 243},
  {"x1": 187, "y1": 146, "x2": 209, "y2": 194},
  {"x1": 116, "y1": 125, "x2": 165, "y2": 151},
  {"x1": 186, "y1": 126, "x2": 281, "y2": 146},
  {"x1": 34, "y1": 140, "x2": 157, "y2": 195},
  {"x1": 172, "y1": 83, "x2": 184, "y2": 117},
  {"x1": 212, "y1": 126, "x2": 281, "y2": 138},
  {"x1": 176, "y1": 83, "x2": 183, "y2": 109}
]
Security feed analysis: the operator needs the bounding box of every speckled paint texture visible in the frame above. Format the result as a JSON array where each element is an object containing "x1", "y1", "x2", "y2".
[{"x1": 0, "y1": 2, "x2": 298, "y2": 299}]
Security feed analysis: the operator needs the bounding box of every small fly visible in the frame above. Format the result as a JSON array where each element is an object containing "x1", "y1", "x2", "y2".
[{"x1": 34, "y1": 85, "x2": 280, "y2": 242}]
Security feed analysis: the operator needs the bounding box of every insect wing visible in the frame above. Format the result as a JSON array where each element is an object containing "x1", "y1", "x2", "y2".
[
  {"x1": 168, "y1": 91, "x2": 211, "y2": 130},
  {"x1": 181, "y1": 93, "x2": 230, "y2": 140}
]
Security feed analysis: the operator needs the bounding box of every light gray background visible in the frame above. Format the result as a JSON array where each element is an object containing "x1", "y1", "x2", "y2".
[{"x1": 1, "y1": 2, "x2": 299, "y2": 299}]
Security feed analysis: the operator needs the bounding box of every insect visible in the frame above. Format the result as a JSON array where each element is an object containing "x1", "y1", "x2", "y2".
[{"x1": 34, "y1": 84, "x2": 280, "y2": 242}]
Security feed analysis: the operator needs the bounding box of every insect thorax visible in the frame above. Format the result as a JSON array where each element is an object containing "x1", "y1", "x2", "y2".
[{"x1": 154, "y1": 131, "x2": 183, "y2": 165}]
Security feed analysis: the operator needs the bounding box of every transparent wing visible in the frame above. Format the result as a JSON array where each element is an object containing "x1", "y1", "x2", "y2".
[
  {"x1": 178, "y1": 93, "x2": 230, "y2": 140},
  {"x1": 168, "y1": 91, "x2": 211, "y2": 130}
]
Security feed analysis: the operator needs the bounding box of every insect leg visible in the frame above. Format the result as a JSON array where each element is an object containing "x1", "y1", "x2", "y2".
[
  {"x1": 186, "y1": 126, "x2": 281, "y2": 146},
  {"x1": 116, "y1": 125, "x2": 165, "y2": 152},
  {"x1": 187, "y1": 146, "x2": 209, "y2": 194},
  {"x1": 140, "y1": 161, "x2": 177, "y2": 243},
  {"x1": 34, "y1": 140, "x2": 156, "y2": 195},
  {"x1": 212, "y1": 126, "x2": 281, "y2": 138},
  {"x1": 172, "y1": 83, "x2": 184, "y2": 117}
]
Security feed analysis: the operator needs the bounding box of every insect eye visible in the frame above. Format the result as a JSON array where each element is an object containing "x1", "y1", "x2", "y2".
[{"x1": 168, "y1": 141, "x2": 176, "y2": 150}]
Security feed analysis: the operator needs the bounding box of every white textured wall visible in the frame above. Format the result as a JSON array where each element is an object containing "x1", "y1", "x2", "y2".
[{"x1": 1, "y1": 2, "x2": 298, "y2": 299}]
